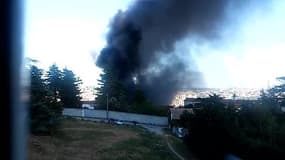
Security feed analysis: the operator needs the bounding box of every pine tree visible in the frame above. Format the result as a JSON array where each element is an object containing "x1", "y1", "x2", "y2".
[
  {"x1": 46, "y1": 64, "x2": 64, "y2": 121},
  {"x1": 29, "y1": 63, "x2": 84, "y2": 134},
  {"x1": 61, "y1": 68, "x2": 82, "y2": 108},
  {"x1": 29, "y1": 65, "x2": 59, "y2": 134},
  {"x1": 46, "y1": 64, "x2": 63, "y2": 104},
  {"x1": 95, "y1": 67, "x2": 129, "y2": 111}
]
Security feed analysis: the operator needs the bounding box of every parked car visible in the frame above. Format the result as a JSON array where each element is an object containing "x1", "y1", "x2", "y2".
[
  {"x1": 114, "y1": 120, "x2": 124, "y2": 125},
  {"x1": 172, "y1": 127, "x2": 188, "y2": 138}
]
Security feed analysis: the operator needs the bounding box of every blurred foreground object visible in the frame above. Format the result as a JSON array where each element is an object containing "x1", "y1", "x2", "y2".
[{"x1": 0, "y1": 0, "x2": 27, "y2": 159}]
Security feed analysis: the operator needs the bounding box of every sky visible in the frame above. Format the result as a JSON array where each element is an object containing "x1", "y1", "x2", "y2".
[
  {"x1": 24, "y1": 0, "x2": 285, "y2": 89},
  {"x1": 24, "y1": 0, "x2": 133, "y2": 86}
]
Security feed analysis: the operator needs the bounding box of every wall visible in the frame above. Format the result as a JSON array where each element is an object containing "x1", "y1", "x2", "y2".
[{"x1": 63, "y1": 108, "x2": 168, "y2": 126}]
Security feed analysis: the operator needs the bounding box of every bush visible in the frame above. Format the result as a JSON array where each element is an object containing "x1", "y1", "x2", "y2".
[{"x1": 181, "y1": 96, "x2": 285, "y2": 160}]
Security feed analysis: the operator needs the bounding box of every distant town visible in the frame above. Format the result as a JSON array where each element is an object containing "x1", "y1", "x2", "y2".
[
  {"x1": 80, "y1": 86, "x2": 96, "y2": 101},
  {"x1": 80, "y1": 86, "x2": 262, "y2": 107},
  {"x1": 171, "y1": 88, "x2": 261, "y2": 106}
]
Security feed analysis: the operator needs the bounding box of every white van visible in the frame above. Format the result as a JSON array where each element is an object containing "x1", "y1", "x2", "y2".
[{"x1": 82, "y1": 104, "x2": 94, "y2": 110}]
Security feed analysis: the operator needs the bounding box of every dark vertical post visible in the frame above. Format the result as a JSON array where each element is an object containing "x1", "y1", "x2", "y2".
[
  {"x1": 0, "y1": 0, "x2": 26, "y2": 159},
  {"x1": 106, "y1": 93, "x2": 109, "y2": 123}
]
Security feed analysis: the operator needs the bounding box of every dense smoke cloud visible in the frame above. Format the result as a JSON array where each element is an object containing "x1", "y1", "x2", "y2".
[{"x1": 97, "y1": 0, "x2": 262, "y2": 105}]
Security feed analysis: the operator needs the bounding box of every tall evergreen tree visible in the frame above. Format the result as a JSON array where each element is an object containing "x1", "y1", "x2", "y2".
[
  {"x1": 29, "y1": 63, "x2": 83, "y2": 134},
  {"x1": 29, "y1": 65, "x2": 58, "y2": 134},
  {"x1": 268, "y1": 77, "x2": 285, "y2": 106},
  {"x1": 61, "y1": 68, "x2": 82, "y2": 108},
  {"x1": 46, "y1": 64, "x2": 64, "y2": 120},
  {"x1": 95, "y1": 67, "x2": 129, "y2": 111},
  {"x1": 46, "y1": 64, "x2": 63, "y2": 103}
]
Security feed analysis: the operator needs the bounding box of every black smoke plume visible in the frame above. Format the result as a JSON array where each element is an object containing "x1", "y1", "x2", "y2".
[{"x1": 96, "y1": 0, "x2": 257, "y2": 105}]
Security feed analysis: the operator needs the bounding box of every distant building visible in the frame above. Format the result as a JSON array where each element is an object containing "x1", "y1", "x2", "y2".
[
  {"x1": 168, "y1": 107, "x2": 193, "y2": 138},
  {"x1": 184, "y1": 98, "x2": 201, "y2": 107},
  {"x1": 81, "y1": 100, "x2": 96, "y2": 110},
  {"x1": 171, "y1": 88, "x2": 260, "y2": 106},
  {"x1": 169, "y1": 107, "x2": 194, "y2": 120}
]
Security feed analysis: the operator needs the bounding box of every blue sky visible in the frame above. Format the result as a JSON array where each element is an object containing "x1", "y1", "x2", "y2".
[{"x1": 24, "y1": 0, "x2": 285, "y2": 89}]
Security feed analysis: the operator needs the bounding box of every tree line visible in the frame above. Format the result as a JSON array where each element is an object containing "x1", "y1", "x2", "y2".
[
  {"x1": 95, "y1": 67, "x2": 168, "y2": 116},
  {"x1": 28, "y1": 61, "x2": 81, "y2": 134},
  {"x1": 179, "y1": 78, "x2": 285, "y2": 160}
]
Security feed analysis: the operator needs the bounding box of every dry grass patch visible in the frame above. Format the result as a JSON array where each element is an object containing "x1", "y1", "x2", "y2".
[{"x1": 29, "y1": 118, "x2": 178, "y2": 160}]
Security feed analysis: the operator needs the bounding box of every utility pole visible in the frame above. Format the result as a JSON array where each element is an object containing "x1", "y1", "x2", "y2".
[
  {"x1": 106, "y1": 93, "x2": 109, "y2": 123},
  {"x1": 267, "y1": 80, "x2": 270, "y2": 89}
]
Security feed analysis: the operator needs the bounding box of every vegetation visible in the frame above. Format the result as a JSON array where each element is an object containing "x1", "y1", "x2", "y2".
[
  {"x1": 130, "y1": 90, "x2": 169, "y2": 116},
  {"x1": 29, "y1": 118, "x2": 179, "y2": 160},
  {"x1": 180, "y1": 84, "x2": 285, "y2": 159},
  {"x1": 61, "y1": 68, "x2": 82, "y2": 108},
  {"x1": 95, "y1": 67, "x2": 129, "y2": 111},
  {"x1": 47, "y1": 64, "x2": 82, "y2": 108},
  {"x1": 30, "y1": 65, "x2": 59, "y2": 134},
  {"x1": 163, "y1": 128, "x2": 196, "y2": 160},
  {"x1": 95, "y1": 67, "x2": 167, "y2": 116},
  {"x1": 46, "y1": 64, "x2": 63, "y2": 106},
  {"x1": 28, "y1": 62, "x2": 82, "y2": 134}
]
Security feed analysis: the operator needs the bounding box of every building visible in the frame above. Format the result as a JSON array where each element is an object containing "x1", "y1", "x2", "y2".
[
  {"x1": 168, "y1": 107, "x2": 193, "y2": 138},
  {"x1": 184, "y1": 98, "x2": 201, "y2": 107}
]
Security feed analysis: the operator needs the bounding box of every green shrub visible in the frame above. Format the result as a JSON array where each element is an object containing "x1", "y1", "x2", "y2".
[{"x1": 181, "y1": 95, "x2": 285, "y2": 159}]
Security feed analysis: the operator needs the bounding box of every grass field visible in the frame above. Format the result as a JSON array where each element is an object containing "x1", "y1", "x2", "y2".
[
  {"x1": 28, "y1": 118, "x2": 183, "y2": 160},
  {"x1": 166, "y1": 134, "x2": 197, "y2": 160}
]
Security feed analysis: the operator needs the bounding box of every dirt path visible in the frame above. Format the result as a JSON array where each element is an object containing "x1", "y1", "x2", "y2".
[
  {"x1": 141, "y1": 125, "x2": 187, "y2": 160},
  {"x1": 164, "y1": 135, "x2": 185, "y2": 160},
  {"x1": 139, "y1": 124, "x2": 164, "y2": 135}
]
